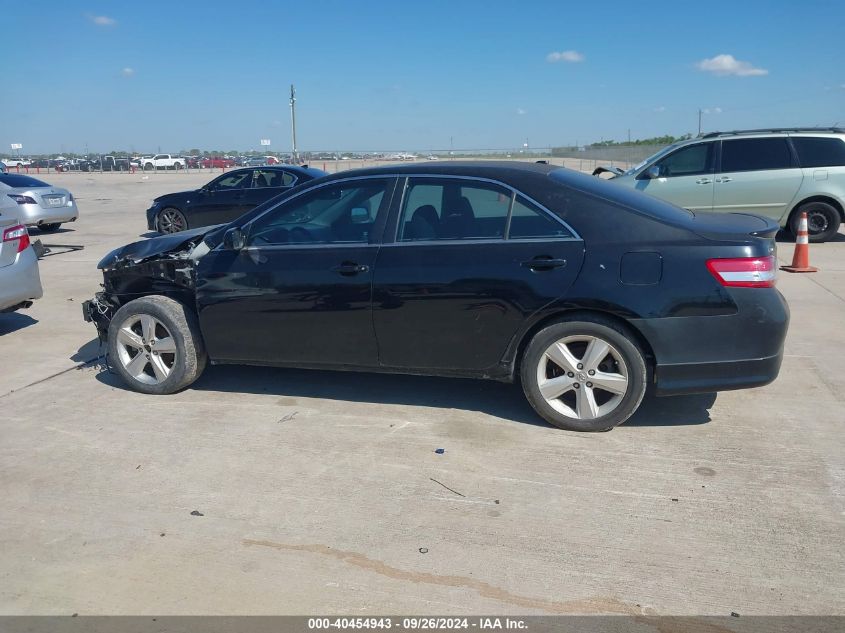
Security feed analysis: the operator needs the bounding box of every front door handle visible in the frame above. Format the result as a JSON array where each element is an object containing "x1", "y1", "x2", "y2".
[
  {"x1": 521, "y1": 257, "x2": 567, "y2": 271},
  {"x1": 696, "y1": 178, "x2": 712, "y2": 185},
  {"x1": 331, "y1": 262, "x2": 369, "y2": 276}
]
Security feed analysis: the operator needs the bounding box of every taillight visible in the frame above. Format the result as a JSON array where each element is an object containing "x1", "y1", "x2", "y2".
[
  {"x1": 2, "y1": 224, "x2": 31, "y2": 253},
  {"x1": 7, "y1": 194, "x2": 37, "y2": 205},
  {"x1": 706, "y1": 256, "x2": 776, "y2": 288}
]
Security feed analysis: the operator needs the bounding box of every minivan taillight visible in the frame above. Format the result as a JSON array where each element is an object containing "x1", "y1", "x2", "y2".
[
  {"x1": 706, "y1": 256, "x2": 776, "y2": 288},
  {"x1": 2, "y1": 224, "x2": 31, "y2": 253}
]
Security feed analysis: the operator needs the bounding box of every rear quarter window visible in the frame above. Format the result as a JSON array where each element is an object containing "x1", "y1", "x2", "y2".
[{"x1": 791, "y1": 137, "x2": 845, "y2": 168}]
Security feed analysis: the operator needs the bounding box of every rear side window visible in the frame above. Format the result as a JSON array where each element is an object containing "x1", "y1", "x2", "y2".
[
  {"x1": 721, "y1": 138, "x2": 794, "y2": 172},
  {"x1": 508, "y1": 196, "x2": 572, "y2": 239},
  {"x1": 791, "y1": 137, "x2": 845, "y2": 168}
]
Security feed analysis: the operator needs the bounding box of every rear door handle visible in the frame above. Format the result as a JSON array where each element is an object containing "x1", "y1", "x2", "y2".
[
  {"x1": 331, "y1": 262, "x2": 369, "y2": 275},
  {"x1": 716, "y1": 177, "x2": 732, "y2": 183},
  {"x1": 521, "y1": 257, "x2": 567, "y2": 271},
  {"x1": 696, "y1": 178, "x2": 712, "y2": 185}
]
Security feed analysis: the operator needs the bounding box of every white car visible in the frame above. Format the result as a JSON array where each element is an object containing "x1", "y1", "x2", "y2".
[{"x1": 4, "y1": 158, "x2": 31, "y2": 168}]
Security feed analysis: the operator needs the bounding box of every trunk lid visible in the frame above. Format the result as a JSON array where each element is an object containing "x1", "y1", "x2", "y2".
[{"x1": 689, "y1": 211, "x2": 780, "y2": 241}]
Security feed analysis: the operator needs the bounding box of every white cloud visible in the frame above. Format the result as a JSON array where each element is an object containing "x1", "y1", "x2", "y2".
[
  {"x1": 654, "y1": 106, "x2": 666, "y2": 113},
  {"x1": 121, "y1": 67, "x2": 134, "y2": 77},
  {"x1": 702, "y1": 107, "x2": 722, "y2": 115},
  {"x1": 89, "y1": 14, "x2": 117, "y2": 26},
  {"x1": 546, "y1": 50, "x2": 585, "y2": 63},
  {"x1": 516, "y1": 108, "x2": 526, "y2": 115},
  {"x1": 696, "y1": 54, "x2": 767, "y2": 77}
]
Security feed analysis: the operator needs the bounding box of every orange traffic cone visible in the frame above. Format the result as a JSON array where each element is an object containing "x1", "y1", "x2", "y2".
[{"x1": 781, "y1": 212, "x2": 818, "y2": 273}]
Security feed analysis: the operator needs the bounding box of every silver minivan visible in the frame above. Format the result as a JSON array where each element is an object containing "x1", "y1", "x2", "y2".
[{"x1": 604, "y1": 128, "x2": 845, "y2": 242}]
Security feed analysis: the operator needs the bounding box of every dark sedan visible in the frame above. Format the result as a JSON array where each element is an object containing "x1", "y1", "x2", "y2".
[
  {"x1": 86, "y1": 162, "x2": 788, "y2": 431},
  {"x1": 145, "y1": 165, "x2": 327, "y2": 233}
]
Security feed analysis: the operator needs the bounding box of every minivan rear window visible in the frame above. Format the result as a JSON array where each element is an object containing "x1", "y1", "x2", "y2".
[
  {"x1": 720, "y1": 138, "x2": 794, "y2": 172},
  {"x1": 791, "y1": 137, "x2": 845, "y2": 168}
]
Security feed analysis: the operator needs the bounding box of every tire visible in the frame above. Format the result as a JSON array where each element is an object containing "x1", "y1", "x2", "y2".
[
  {"x1": 155, "y1": 207, "x2": 188, "y2": 234},
  {"x1": 107, "y1": 295, "x2": 207, "y2": 395},
  {"x1": 144, "y1": 163, "x2": 154, "y2": 172},
  {"x1": 38, "y1": 223, "x2": 61, "y2": 232},
  {"x1": 790, "y1": 202, "x2": 841, "y2": 243},
  {"x1": 174, "y1": 162, "x2": 182, "y2": 170},
  {"x1": 520, "y1": 315, "x2": 648, "y2": 431}
]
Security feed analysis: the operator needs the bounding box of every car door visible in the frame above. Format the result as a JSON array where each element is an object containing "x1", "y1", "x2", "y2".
[
  {"x1": 195, "y1": 176, "x2": 397, "y2": 366},
  {"x1": 633, "y1": 141, "x2": 716, "y2": 211},
  {"x1": 241, "y1": 169, "x2": 298, "y2": 209},
  {"x1": 188, "y1": 169, "x2": 255, "y2": 227},
  {"x1": 713, "y1": 137, "x2": 804, "y2": 223},
  {"x1": 372, "y1": 176, "x2": 585, "y2": 372}
]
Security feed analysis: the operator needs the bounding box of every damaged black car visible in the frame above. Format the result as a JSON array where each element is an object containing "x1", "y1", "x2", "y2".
[{"x1": 84, "y1": 162, "x2": 789, "y2": 431}]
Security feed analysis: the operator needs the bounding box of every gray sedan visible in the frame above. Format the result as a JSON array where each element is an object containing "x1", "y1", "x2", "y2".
[
  {"x1": 0, "y1": 216, "x2": 43, "y2": 313},
  {"x1": 0, "y1": 173, "x2": 79, "y2": 232}
]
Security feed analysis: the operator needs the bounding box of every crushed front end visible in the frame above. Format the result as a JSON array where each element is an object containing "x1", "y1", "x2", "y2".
[{"x1": 82, "y1": 227, "x2": 215, "y2": 340}]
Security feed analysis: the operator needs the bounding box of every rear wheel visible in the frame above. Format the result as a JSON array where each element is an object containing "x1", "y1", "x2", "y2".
[
  {"x1": 790, "y1": 202, "x2": 841, "y2": 243},
  {"x1": 107, "y1": 296, "x2": 207, "y2": 395},
  {"x1": 174, "y1": 162, "x2": 183, "y2": 170},
  {"x1": 520, "y1": 316, "x2": 648, "y2": 431},
  {"x1": 156, "y1": 207, "x2": 187, "y2": 234},
  {"x1": 39, "y1": 223, "x2": 61, "y2": 232}
]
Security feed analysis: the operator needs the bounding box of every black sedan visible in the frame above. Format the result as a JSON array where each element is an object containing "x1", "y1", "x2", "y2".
[
  {"x1": 145, "y1": 165, "x2": 327, "y2": 234},
  {"x1": 85, "y1": 162, "x2": 788, "y2": 431}
]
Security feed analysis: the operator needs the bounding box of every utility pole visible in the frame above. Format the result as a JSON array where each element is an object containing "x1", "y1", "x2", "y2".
[
  {"x1": 698, "y1": 109, "x2": 702, "y2": 135},
  {"x1": 289, "y1": 84, "x2": 298, "y2": 163}
]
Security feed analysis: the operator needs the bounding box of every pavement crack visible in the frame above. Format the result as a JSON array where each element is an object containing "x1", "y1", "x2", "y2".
[{"x1": 0, "y1": 358, "x2": 99, "y2": 399}]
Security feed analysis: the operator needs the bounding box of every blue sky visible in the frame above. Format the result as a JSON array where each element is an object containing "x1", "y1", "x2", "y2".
[{"x1": 3, "y1": 0, "x2": 844, "y2": 154}]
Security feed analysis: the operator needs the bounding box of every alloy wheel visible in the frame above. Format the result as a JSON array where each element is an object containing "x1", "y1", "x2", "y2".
[
  {"x1": 536, "y1": 335, "x2": 629, "y2": 420},
  {"x1": 157, "y1": 209, "x2": 186, "y2": 233},
  {"x1": 115, "y1": 314, "x2": 178, "y2": 385}
]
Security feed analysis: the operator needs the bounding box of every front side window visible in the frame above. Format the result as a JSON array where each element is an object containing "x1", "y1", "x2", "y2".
[
  {"x1": 247, "y1": 178, "x2": 390, "y2": 246},
  {"x1": 721, "y1": 138, "x2": 794, "y2": 172},
  {"x1": 791, "y1": 137, "x2": 845, "y2": 168},
  {"x1": 652, "y1": 143, "x2": 714, "y2": 178},
  {"x1": 210, "y1": 171, "x2": 252, "y2": 191}
]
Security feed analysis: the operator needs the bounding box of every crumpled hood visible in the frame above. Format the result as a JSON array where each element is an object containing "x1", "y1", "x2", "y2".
[{"x1": 98, "y1": 225, "x2": 222, "y2": 269}]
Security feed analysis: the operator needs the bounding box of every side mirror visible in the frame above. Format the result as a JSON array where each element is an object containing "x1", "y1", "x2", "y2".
[
  {"x1": 350, "y1": 207, "x2": 370, "y2": 224},
  {"x1": 645, "y1": 165, "x2": 662, "y2": 179},
  {"x1": 223, "y1": 227, "x2": 246, "y2": 250}
]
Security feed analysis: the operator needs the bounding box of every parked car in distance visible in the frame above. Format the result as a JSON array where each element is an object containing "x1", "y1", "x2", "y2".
[
  {"x1": 145, "y1": 165, "x2": 327, "y2": 233},
  {"x1": 0, "y1": 216, "x2": 43, "y2": 313},
  {"x1": 3, "y1": 158, "x2": 31, "y2": 168},
  {"x1": 602, "y1": 127, "x2": 845, "y2": 242},
  {"x1": 0, "y1": 173, "x2": 80, "y2": 232},
  {"x1": 201, "y1": 156, "x2": 235, "y2": 169},
  {"x1": 101, "y1": 155, "x2": 132, "y2": 172},
  {"x1": 143, "y1": 154, "x2": 185, "y2": 171},
  {"x1": 0, "y1": 161, "x2": 7, "y2": 174},
  {"x1": 86, "y1": 162, "x2": 789, "y2": 432},
  {"x1": 244, "y1": 156, "x2": 270, "y2": 167}
]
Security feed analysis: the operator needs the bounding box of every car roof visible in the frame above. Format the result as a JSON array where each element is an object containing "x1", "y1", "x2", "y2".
[
  {"x1": 313, "y1": 160, "x2": 560, "y2": 179},
  {"x1": 699, "y1": 127, "x2": 845, "y2": 140}
]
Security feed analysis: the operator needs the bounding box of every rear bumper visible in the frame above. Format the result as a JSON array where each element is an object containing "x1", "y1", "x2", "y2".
[
  {"x1": 632, "y1": 287, "x2": 790, "y2": 396},
  {"x1": 18, "y1": 202, "x2": 79, "y2": 226},
  {"x1": 0, "y1": 247, "x2": 43, "y2": 312}
]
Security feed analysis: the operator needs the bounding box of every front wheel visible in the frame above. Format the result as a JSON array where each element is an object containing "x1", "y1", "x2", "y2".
[
  {"x1": 156, "y1": 207, "x2": 188, "y2": 234},
  {"x1": 520, "y1": 316, "x2": 648, "y2": 431},
  {"x1": 144, "y1": 163, "x2": 154, "y2": 172},
  {"x1": 790, "y1": 202, "x2": 841, "y2": 243},
  {"x1": 107, "y1": 295, "x2": 207, "y2": 395}
]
